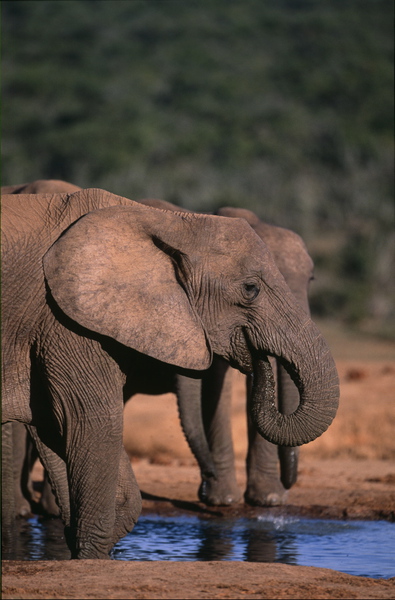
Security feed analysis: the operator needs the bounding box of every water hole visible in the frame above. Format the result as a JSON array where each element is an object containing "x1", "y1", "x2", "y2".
[{"x1": 10, "y1": 513, "x2": 395, "y2": 579}]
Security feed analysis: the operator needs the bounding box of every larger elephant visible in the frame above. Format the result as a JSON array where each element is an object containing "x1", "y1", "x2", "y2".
[
  {"x1": 4, "y1": 181, "x2": 330, "y2": 513},
  {"x1": 2, "y1": 186, "x2": 339, "y2": 559}
]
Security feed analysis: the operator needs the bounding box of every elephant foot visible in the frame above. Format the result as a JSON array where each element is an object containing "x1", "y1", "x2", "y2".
[
  {"x1": 244, "y1": 480, "x2": 288, "y2": 507},
  {"x1": 198, "y1": 477, "x2": 242, "y2": 506}
]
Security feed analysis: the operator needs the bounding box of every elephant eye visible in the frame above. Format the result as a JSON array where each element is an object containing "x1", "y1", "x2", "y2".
[{"x1": 242, "y1": 282, "x2": 260, "y2": 302}]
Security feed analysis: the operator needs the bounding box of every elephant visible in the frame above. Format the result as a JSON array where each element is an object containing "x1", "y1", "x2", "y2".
[
  {"x1": 137, "y1": 200, "x2": 315, "y2": 506},
  {"x1": 3, "y1": 181, "x2": 326, "y2": 511},
  {"x1": 2, "y1": 186, "x2": 339, "y2": 559}
]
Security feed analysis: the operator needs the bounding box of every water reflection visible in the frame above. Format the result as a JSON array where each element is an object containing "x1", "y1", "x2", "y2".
[
  {"x1": 238, "y1": 518, "x2": 298, "y2": 563},
  {"x1": 194, "y1": 519, "x2": 234, "y2": 561},
  {"x1": 7, "y1": 513, "x2": 395, "y2": 579},
  {"x1": 191, "y1": 516, "x2": 298, "y2": 563},
  {"x1": 11, "y1": 516, "x2": 70, "y2": 560}
]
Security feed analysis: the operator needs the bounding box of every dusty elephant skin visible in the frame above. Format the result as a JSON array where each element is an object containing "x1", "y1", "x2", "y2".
[{"x1": 2, "y1": 186, "x2": 339, "y2": 559}]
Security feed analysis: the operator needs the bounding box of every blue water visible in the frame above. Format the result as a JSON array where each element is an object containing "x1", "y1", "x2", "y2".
[
  {"x1": 14, "y1": 513, "x2": 395, "y2": 579},
  {"x1": 111, "y1": 514, "x2": 395, "y2": 579}
]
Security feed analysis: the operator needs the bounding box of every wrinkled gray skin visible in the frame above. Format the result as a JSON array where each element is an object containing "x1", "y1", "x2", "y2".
[
  {"x1": 2, "y1": 186, "x2": 339, "y2": 560},
  {"x1": 139, "y1": 200, "x2": 314, "y2": 506}
]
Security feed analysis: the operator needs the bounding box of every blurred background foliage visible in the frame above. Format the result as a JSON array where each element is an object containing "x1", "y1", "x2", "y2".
[{"x1": 2, "y1": 0, "x2": 394, "y2": 337}]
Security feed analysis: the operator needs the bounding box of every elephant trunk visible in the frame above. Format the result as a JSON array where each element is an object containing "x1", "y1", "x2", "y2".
[
  {"x1": 277, "y1": 362, "x2": 300, "y2": 488},
  {"x1": 250, "y1": 325, "x2": 339, "y2": 447},
  {"x1": 275, "y1": 288, "x2": 310, "y2": 487}
]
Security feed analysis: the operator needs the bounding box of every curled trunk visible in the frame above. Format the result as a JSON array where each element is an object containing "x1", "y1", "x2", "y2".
[{"x1": 251, "y1": 330, "x2": 339, "y2": 447}]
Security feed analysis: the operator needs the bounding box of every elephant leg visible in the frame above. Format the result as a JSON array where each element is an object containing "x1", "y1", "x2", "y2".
[
  {"x1": 64, "y1": 406, "x2": 130, "y2": 558},
  {"x1": 26, "y1": 425, "x2": 69, "y2": 524},
  {"x1": 19, "y1": 428, "x2": 60, "y2": 517},
  {"x1": 40, "y1": 470, "x2": 61, "y2": 517},
  {"x1": 34, "y1": 326, "x2": 139, "y2": 558},
  {"x1": 2, "y1": 422, "x2": 17, "y2": 558},
  {"x1": 176, "y1": 374, "x2": 219, "y2": 504},
  {"x1": 112, "y1": 449, "x2": 141, "y2": 547},
  {"x1": 244, "y1": 426, "x2": 287, "y2": 506},
  {"x1": 200, "y1": 357, "x2": 242, "y2": 506},
  {"x1": 23, "y1": 428, "x2": 40, "y2": 506},
  {"x1": 11, "y1": 422, "x2": 33, "y2": 517},
  {"x1": 244, "y1": 360, "x2": 287, "y2": 506}
]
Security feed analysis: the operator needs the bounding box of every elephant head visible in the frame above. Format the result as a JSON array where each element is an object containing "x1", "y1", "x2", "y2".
[{"x1": 43, "y1": 194, "x2": 339, "y2": 447}]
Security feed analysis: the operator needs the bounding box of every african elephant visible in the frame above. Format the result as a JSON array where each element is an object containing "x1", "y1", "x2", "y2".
[
  {"x1": 2, "y1": 186, "x2": 339, "y2": 559},
  {"x1": 138, "y1": 200, "x2": 315, "y2": 506},
  {"x1": 4, "y1": 183, "x2": 325, "y2": 511}
]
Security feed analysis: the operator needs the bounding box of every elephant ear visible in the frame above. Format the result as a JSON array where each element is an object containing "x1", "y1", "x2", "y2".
[{"x1": 42, "y1": 205, "x2": 212, "y2": 370}]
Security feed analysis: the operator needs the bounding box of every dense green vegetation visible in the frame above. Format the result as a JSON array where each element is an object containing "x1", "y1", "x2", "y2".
[{"x1": 2, "y1": 0, "x2": 394, "y2": 335}]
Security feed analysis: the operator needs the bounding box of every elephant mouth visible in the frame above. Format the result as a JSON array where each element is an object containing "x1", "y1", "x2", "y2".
[
  {"x1": 227, "y1": 327, "x2": 268, "y2": 375},
  {"x1": 237, "y1": 328, "x2": 302, "y2": 393},
  {"x1": 228, "y1": 328, "x2": 301, "y2": 399}
]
